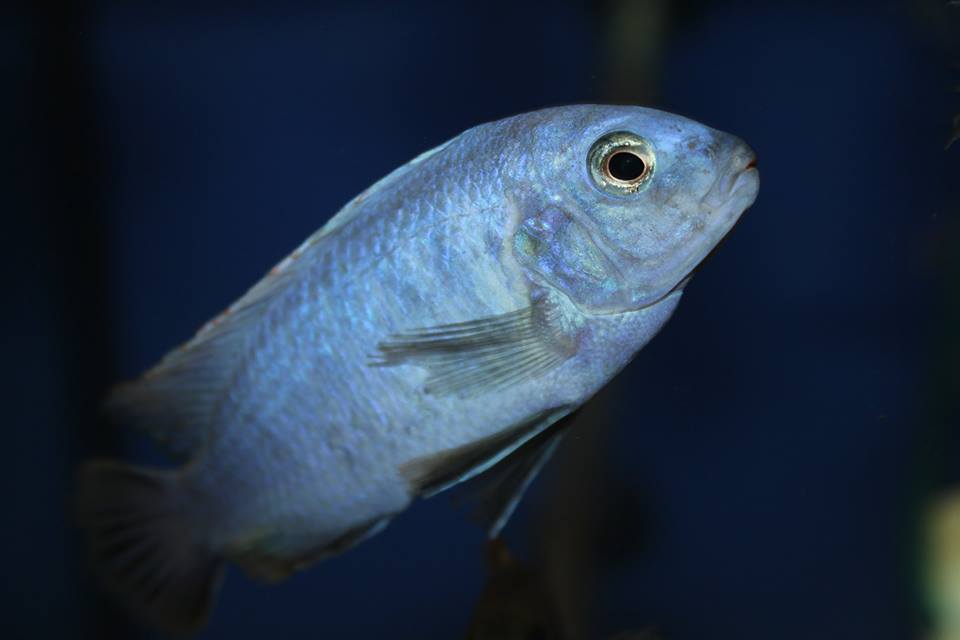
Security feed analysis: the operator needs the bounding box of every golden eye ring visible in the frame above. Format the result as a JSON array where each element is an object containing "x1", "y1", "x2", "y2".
[{"x1": 588, "y1": 131, "x2": 655, "y2": 195}]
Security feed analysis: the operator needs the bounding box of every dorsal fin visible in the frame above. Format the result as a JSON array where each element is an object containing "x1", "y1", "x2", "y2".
[
  {"x1": 106, "y1": 240, "x2": 313, "y2": 458},
  {"x1": 107, "y1": 136, "x2": 460, "y2": 458},
  {"x1": 316, "y1": 135, "x2": 454, "y2": 239}
]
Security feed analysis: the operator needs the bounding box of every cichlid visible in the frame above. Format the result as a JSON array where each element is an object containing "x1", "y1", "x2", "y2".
[{"x1": 76, "y1": 105, "x2": 758, "y2": 631}]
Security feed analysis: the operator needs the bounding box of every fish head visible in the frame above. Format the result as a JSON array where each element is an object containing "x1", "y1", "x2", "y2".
[{"x1": 508, "y1": 105, "x2": 759, "y2": 314}]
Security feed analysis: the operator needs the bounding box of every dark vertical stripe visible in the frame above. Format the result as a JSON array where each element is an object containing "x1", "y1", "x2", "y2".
[{"x1": 29, "y1": 1, "x2": 134, "y2": 638}]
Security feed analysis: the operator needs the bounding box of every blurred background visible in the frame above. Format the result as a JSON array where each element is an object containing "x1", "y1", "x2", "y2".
[{"x1": 6, "y1": 0, "x2": 960, "y2": 638}]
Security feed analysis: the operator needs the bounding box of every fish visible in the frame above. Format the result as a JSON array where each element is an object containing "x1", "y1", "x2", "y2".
[{"x1": 75, "y1": 104, "x2": 759, "y2": 632}]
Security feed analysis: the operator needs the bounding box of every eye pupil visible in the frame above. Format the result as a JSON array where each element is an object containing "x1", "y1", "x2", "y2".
[{"x1": 607, "y1": 151, "x2": 646, "y2": 181}]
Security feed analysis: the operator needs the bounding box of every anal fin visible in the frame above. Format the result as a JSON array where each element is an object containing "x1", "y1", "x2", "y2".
[
  {"x1": 461, "y1": 409, "x2": 580, "y2": 538},
  {"x1": 231, "y1": 518, "x2": 391, "y2": 583},
  {"x1": 400, "y1": 405, "x2": 574, "y2": 536}
]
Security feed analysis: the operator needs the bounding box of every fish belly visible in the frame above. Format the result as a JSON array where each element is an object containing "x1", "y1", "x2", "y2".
[{"x1": 178, "y1": 206, "x2": 546, "y2": 557}]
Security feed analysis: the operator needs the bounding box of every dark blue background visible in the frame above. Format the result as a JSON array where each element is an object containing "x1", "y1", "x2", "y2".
[{"x1": 7, "y1": 1, "x2": 960, "y2": 638}]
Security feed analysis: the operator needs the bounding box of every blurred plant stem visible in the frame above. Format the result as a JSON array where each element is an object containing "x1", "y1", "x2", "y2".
[
  {"x1": 532, "y1": 2, "x2": 669, "y2": 639},
  {"x1": 913, "y1": 4, "x2": 960, "y2": 638}
]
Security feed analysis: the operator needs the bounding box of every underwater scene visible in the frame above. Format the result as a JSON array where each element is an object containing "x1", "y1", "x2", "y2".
[{"x1": 6, "y1": 1, "x2": 960, "y2": 638}]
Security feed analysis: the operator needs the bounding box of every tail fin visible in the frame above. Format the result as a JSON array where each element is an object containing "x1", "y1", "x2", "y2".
[{"x1": 75, "y1": 461, "x2": 225, "y2": 633}]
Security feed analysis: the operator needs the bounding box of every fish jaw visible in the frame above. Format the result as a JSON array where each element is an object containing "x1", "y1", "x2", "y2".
[
  {"x1": 607, "y1": 140, "x2": 759, "y2": 311},
  {"x1": 505, "y1": 106, "x2": 760, "y2": 316},
  {"x1": 659, "y1": 147, "x2": 759, "y2": 292}
]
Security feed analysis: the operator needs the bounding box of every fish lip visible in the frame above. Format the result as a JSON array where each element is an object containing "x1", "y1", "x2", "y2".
[
  {"x1": 568, "y1": 150, "x2": 759, "y2": 314},
  {"x1": 682, "y1": 146, "x2": 756, "y2": 287},
  {"x1": 666, "y1": 163, "x2": 759, "y2": 296},
  {"x1": 591, "y1": 163, "x2": 759, "y2": 313},
  {"x1": 704, "y1": 147, "x2": 758, "y2": 209},
  {"x1": 727, "y1": 165, "x2": 759, "y2": 200}
]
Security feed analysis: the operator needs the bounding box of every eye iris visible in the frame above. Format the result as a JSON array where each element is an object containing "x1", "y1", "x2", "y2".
[
  {"x1": 587, "y1": 132, "x2": 655, "y2": 195},
  {"x1": 607, "y1": 151, "x2": 646, "y2": 182}
]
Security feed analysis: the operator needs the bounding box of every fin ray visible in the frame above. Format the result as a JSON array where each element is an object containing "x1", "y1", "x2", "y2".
[
  {"x1": 372, "y1": 299, "x2": 574, "y2": 396},
  {"x1": 461, "y1": 410, "x2": 580, "y2": 538},
  {"x1": 231, "y1": 517, "x2": 391, "y2": 583},
  {"x1": 75, "y1": 461, "x2": 225, "y2": 632},
  {"x1": 105, "y1": 246, "x2": 310, "y2": 458},
  {"x1": 400, "y1": 405, "x2": 573, "y2": 498}
]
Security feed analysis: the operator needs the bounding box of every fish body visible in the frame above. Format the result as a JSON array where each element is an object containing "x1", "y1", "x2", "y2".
[{"x1": 77, "y1": 105, "x2": 758, "y2": 630}]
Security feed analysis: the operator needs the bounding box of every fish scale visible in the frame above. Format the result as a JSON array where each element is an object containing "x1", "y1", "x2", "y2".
[{"x1": 76, "y1": 105, "x2": 758, "y2": 631}]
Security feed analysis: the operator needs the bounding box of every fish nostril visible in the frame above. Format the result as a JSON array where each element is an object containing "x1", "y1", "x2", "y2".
[{"x1": 745, "y1": 158, "x2": 758, "y2": 170}]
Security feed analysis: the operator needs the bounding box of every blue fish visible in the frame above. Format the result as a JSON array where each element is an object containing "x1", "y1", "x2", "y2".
[{"x1": 77, "y1": 105, "x2": 759, "y2": 631}]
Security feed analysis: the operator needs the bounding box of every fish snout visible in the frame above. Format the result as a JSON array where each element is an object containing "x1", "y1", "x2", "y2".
[{"x1": 704, "y1": 142, "x2": 759, "y2": 209}]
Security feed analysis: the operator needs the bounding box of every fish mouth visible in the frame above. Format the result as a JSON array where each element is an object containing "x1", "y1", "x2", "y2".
[
  {"x1": 575, "y1": 146, "x2": 759, "y2": 315},
  {"x1": 665, "y1": 154, "x2": 759, "y2": 297},
  {"x1": 703, "y1": 146, "x2": 758, "y2": 210}
]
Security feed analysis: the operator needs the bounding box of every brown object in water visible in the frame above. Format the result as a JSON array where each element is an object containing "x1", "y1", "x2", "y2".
[{"x1": 466, "y1": 538, "x2": 565, "y2": 640}]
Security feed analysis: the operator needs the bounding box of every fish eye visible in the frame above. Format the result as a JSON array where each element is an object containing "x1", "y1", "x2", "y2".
[{"x1": 587, "y1": 131, "x2": 655, "y2": 195}]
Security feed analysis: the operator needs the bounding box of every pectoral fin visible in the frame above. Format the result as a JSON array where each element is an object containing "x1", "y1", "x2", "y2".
[
  {"x1": 372, "y1": 299, "x2": 574, "y2": 396},
  {"x1": 462, "y1": 409, "x2": 580, "y2": 538}
]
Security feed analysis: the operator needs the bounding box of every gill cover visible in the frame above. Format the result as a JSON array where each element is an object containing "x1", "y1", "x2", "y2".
[{"x1": 513, "y1": 206, "x2": 631, "y2": 313}]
